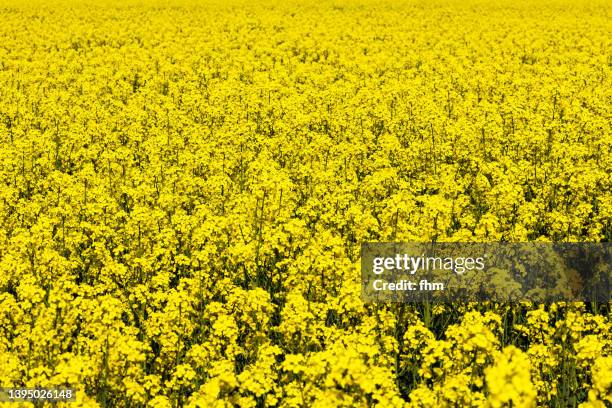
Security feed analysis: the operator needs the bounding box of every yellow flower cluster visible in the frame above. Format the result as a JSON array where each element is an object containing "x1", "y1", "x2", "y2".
[{"x1": 0, "y1": 0, "x2": 610, "y2": 407}]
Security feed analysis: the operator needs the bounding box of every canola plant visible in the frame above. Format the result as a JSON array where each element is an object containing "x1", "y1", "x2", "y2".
[{"x1": 0, "y1": 0, "x2": 610, "y2": 407}]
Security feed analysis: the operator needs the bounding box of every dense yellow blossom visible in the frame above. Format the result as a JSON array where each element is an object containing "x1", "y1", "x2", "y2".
[{"x1": 0, "y1": 0, "x2": 610, "y2": 407}]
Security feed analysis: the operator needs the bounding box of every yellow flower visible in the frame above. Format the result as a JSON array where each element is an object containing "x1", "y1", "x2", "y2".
[{"x1": 485, "y1": 346, "x2": 537, "y2": 408}]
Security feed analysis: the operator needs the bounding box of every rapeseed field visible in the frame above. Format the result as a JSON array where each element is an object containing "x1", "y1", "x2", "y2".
[{"x1": 0, "y1": 0, "x2": 610, "y2": 406}]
